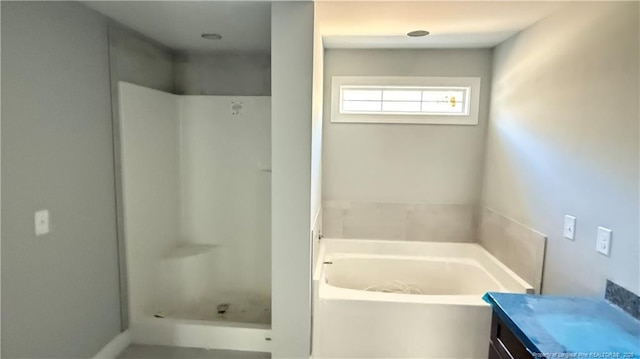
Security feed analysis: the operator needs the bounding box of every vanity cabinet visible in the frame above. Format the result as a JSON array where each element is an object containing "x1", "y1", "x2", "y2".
[{"x1": 488, "y1": 312, "x2": 536, "y2": 359}]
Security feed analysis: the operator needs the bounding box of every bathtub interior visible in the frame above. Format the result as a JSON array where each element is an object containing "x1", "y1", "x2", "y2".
[
  {"x1": 325, "y1": 256, "x2": 506, "y2": 295},
  {"x1": 316, "y1": 238, "x2": 534, "y2": 296}
]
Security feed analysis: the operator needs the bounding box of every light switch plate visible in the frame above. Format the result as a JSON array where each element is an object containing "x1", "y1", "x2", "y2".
[
  {"x1": 35, "y1": 210, "x2": 50, "y2": 236},
  {"x1": 563, "y1": 215, "x2": 576, "y2": 240},
  {"x1": 596, "y1": 226, "x2": 612, "y2": 256}
]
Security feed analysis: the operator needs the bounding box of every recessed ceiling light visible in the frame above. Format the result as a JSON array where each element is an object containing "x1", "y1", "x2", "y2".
[
  {"x1": 407, "y1": 30, "x2": 430, "y2": 37},
  {"x1": 201, "y1": 33, "x2": 222, "y2": 40}
]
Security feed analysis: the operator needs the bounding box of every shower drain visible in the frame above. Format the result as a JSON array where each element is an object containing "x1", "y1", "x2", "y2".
[{"x1": 216, "y1": 303, "x2": 230, "y2": 315}]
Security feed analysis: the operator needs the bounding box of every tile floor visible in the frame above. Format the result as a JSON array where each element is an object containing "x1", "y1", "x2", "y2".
[{"x1": 117, "y1": 344, "x2": 271, "y2": 359}]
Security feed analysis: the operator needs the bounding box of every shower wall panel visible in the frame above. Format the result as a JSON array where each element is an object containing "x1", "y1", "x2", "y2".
[
  {"x1": 118, "y1": 83, "x2": 182, "y2": 319},
  {"x1": 118, "y1": 82, "x2": 271, "y2": 324},
  {"x1": 180, "y1": 96, "x2": 272, "y2": 300}
]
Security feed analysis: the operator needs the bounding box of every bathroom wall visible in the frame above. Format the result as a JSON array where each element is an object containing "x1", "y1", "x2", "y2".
[
  {"x1": 107, "y1": 22, "x2": 176, "y2": 330},
  {"x1": 271, "y1": 2, "x2": 314, "y2": 358},
  {"x1": 322, "y1": 49, "x2": 492, "y2": 242},
  {"x1": 175, "y1": 52, "x2": 271, "y2": 96},
  {"x1": 482, "y1": 1, "x2": 639, "y2": 296},
  {"x1": 108, "y1": 24, "x2": 176, "y2": 93},
  {"x1": 1, "y1": 2, "x2": 121, "y2": 357},
  {"x1": 311, "y1": 5, "x2": 325, "y2": 269},
  {"x1": 1, "y1": 2, "x2": 3, "y2": 354}
]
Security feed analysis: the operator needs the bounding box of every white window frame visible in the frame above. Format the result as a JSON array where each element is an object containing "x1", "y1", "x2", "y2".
[{"x1": 331, "y1": 76, "x2": 481, "y2": 125}]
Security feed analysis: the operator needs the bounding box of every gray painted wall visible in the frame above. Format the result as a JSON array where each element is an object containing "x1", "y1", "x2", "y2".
[
  {"x1": 1, "y1": 2, "x2": 273, "y2": 355},
  {"x1": 175, "y1": 53, "x2": 270, "y2": 96},
  {"x1": 271, "y1": 2, "x2": 314, "y2": 358},
  {"x1": 108, "y1": 24, "x2": 176, "y2": 93},
  {"x1": 311, "y1": 15, "x2": 324, "y2": 270},
  {"x1": 322, "y1": 49, "x2": 492, "y2": 205},
  {"x1": 483, "y1": 1, "x2": 639, "y2": 296},
  {"x1": 107, "y1": 22, "x2": 176, "y2": 331},
  {"x1": 1, "y1": 2, "x2": 121, "y2": 357}
]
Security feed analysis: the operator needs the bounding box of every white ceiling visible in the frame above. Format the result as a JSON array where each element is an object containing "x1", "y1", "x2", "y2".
[
  {"x1": 84, "y1": 1, "x2": 271, "y2": 52},
  {"x1": 84, "y1": 1, "x2": 565, "y2": 52},
  {"x1": 317, "y1": 1, "x2": 566, "y2": 49}
]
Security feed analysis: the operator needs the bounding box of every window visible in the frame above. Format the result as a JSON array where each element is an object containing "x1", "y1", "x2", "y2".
[
  {"x1": 341, "y1": 87, "x2": 470, "y2": 115},
  {"x1": 332, "y1": 76, "x2": 481, "y2": 125}
]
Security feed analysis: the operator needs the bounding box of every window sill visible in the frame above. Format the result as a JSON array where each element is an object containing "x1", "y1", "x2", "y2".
[{"x1": 331, "y1": 115, "x2": 478, "y2": 125}]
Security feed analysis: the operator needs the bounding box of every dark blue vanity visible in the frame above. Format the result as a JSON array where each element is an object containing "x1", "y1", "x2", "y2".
[{"x1": 483, "y1": 291, "x2": 640, "y2": 359}]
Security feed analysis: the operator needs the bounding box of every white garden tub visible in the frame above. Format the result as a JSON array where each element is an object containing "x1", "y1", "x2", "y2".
[{"x1": 312, "y1": 239, "x2": 533, "y2": 359}]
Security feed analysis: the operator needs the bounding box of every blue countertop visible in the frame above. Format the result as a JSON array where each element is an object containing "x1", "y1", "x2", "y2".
[{"x1": 483, "y1": 292, "x2": 640, "y2": 358}]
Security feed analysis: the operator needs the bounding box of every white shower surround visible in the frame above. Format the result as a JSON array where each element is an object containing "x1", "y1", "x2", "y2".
[
  {"x1": 118, "y1": 82, "x2": 271, "y2": 351},
  {"x1": 312, "y1": 238, "x2": 532, "y2": 358}
]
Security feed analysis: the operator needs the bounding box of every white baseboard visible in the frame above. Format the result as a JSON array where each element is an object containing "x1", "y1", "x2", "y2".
[{"x1": 93, "y1": 329, "x2": 131, "y2": 359}]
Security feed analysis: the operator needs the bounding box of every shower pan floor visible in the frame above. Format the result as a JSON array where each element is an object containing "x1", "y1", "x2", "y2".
[
  {"x1": 133, "y1": 294, "x2": 272, "y2": 352},
  {"x1": 154, "y1": 295, "x2": 271, "y2": 325}
]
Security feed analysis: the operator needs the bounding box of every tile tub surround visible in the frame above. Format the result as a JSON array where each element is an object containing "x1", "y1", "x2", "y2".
[
  {"x1": 478, "y1": 207, "x2": 547, "y2": 294},
  {"x1": 322, "y1": 201, "x2": 477, "y2": 242},
  {"x1": 606, "y1": 280, "x2": 640, "y2": 320}
]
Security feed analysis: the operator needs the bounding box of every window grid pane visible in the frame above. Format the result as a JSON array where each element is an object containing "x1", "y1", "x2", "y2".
[
  {"x1": 342, "y1": 89, "x2": 382, "y2": 101},
  {"x1": 382, "y1": 101, "x2": 422, "y2": 113},
  {"x1": 342, "y1": 100, "x2": 382, "y2": 112},
  {"x1": 421, "y1": 101, "x2": 464, "y2": 113},
  {"x1": 382, "y1": 90, "x2": 422, "y2": 102},
  {"x1": 340, "y1": 86, "x2": 470, "y2": 115}
]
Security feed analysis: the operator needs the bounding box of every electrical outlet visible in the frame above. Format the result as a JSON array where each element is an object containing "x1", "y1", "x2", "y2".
[
  {"x1": 596, "y1": 226, "x2": 612, "y2": 256},
  {"x1": 35, "y1": 210, "x2": 50, "y2": 236},
  {"x1": 563, "y1": 215, "x2": 576, "y2": 240}
]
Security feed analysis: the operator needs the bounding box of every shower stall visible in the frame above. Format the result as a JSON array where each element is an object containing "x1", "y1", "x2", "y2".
[{"x1": 118, "y1": 82, "x2": 271, "y2": 351}]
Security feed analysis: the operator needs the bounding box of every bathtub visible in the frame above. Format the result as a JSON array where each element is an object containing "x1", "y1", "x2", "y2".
[{"x1": 312, "y1": 239, "x2": 533, "y2": 359}]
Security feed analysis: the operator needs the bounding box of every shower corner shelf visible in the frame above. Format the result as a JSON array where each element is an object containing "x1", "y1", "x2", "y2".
[{"x1": 164, "y1": 243, "x2": 218, "y2": 260}]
